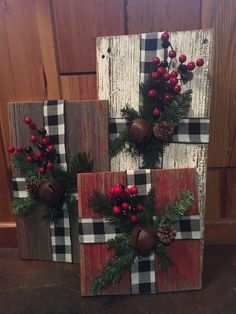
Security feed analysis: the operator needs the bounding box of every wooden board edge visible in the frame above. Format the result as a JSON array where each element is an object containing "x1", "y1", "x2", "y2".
[{"x1": 0, "y1": 222, "x2": 17, "y2": 248}]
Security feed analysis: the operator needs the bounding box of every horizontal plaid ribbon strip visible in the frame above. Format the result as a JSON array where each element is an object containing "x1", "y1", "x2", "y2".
[
  {"x1": 43, "y1": 100, "x2": 72, "y2": 263},
  {"x1": 109, "y1": 118, "x2": 209, "y2": 144},
  {"x1": 78, "y1": 215, "x2": 200, "y2": 244}
]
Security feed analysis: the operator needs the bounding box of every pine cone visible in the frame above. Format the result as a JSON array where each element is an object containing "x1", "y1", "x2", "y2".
[
  {"x1": 153, "y1": 121, "x2": 175, "y2": 140},
  {"x1": 157, "y1": 224, "x2": 177, "y2": 245},
  {"x1": 26, "y1": 179, "x2": 41, "y2": 197}
]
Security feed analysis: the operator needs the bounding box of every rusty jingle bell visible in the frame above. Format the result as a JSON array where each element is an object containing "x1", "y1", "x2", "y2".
[
  {"x1": 38, "y1": 179, "x2": 65, "y2": 206},
  {"x1": 128, "y1": 118, "x2": 153, "y2": 143},
  {"x1": 131, "y1": 225, "x2": 158, "y2": 255}
]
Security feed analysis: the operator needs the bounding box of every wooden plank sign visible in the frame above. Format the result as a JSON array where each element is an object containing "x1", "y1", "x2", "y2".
[
  {"x1": 97, "y1": 29, "x2": 212, "y2": 231},
  {"x1": 8, "y1": 100, "x2": 110, "y2": 263},
  {"x1": 78, "y1": 168, "x2": 201, "y2": 296}
]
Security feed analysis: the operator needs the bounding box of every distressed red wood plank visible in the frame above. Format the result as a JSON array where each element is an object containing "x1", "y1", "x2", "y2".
[
  {"x1": 151, "y1": 168, "x2": 199, "y2": 215},
  {"x1": 156, "y1": 241, "x2": 202, "y2": 292},
  {"x1": 80, "y1": 244, "x2": 130, "y2": 296}
]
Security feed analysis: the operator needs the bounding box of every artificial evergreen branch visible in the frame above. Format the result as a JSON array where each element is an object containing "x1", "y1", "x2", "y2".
[
  {"x1": 160, "y1": 190, "x2": 195, "y2": 225},
  {"x1": 109, "y1": 129, "x2": 129, "y2": 159},
  {"x1": 139, "y1": 137, "x2": 165, "y2": 169},
  {"x1": 12, "y1": 197, "x2": 37, "y2": 216},
  {"x1": 41, "y1": 204, "x2": 63, "y2": 224},
  {"x1": 138, "y1": 188, "x2": 156, "y2": 225},
  {"x1": 155, "y1": 242, "x2": 172, "y2": 270},
  {"x1": 12, "y1": 153, "x2": 40, "y2": 180},
  {"x1": 91, "y1": 236, "x2": 136, "y2": 294},
  {"x1": 66, "y1": 193, "x2": 78, "y2": 219},
  {"x1": 120, "y1": 105, "x2": 140, "y2": 121}
]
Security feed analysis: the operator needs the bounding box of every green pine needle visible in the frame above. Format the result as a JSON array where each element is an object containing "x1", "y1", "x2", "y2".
[
  {"x1": 155, "y1": 242, "x2": 172, "y2": 270},
  {"x1": 138, "y1": 188, "x2": 156, "y2": 225},
  {"x1": 120, "y1": 105, "x2": 140, "y2": 121},
  {"x1": 109, "y1": 129, "x2": 129, "y2": 159},
  {"x1": 12, "y1": 153, "x2": 40, "y2": 180},
  {"x1": 12, "y1": 197, "x2": 37, "y2": 216},
  {"x1": 160, "y1": 190, "x2": 195, "y2": 225},
  {"x1": 91, "y1": 235, "x2": 136, "y2": 294}
]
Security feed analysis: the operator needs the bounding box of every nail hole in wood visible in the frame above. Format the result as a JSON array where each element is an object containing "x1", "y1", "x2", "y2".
[
  {"x1": 107, "y1": 47, "x2": 111, "y2": 53},
  {"x1": 101, "y1": 55, "x2": 105, "y2": 59}
]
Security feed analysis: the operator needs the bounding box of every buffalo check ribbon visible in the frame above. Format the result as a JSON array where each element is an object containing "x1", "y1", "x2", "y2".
[
  {"x1": 109, "y1": 32, "x2": 210, "y2": 146},
  {"x1": 13, "y1": 100, "x2": 73, "y2": 263},
  {"x1": 78, "y1": 169, "x2": 201, "y2": 294},
  {"x1": 43, "y1": 100, "x2": 72, "y2": 263}
]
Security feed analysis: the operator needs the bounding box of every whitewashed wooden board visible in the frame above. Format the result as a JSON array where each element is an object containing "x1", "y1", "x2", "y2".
[{"x1": 97, "y1": 30, "x2": 212, "y2": 245}]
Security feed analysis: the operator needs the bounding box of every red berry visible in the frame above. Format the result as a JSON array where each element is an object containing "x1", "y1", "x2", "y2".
[
  {"x1": 26, "y1": 155, "x2": 33, "y2": 162},
  {"x1": 136, "y1": 203, "x2": 144, "y2": 212},
  {"x1": 23, "y1": 117, "x2": 32, "y2": 124},
  {"x1": 114, "y1": 185, "x2": 123, "y2": 195},
  {"x1": 179, "y1": 55, "x2": 187, "y2": 63},
  {"x1": 130, "y1": 214, "x2": 138, "y2": 223},
  {"x1": 187, "y1": 61, "x2": 195, "y2": 71},
  {"x1": 47, "y1": 145, "x2": 55, "y2": 152},
  {"x1": 157, "y1": 66, "x2": 165, "y2": 75},
  {"x1": 35, "y1": 151, "x2": 44, "y2": 159},
  {"x1": 161, "y1": 31, "x2": 169, "y2": 41},
  {"x1": 108, "y1": 186, "x2": 116, "y2": 196},
  {"x1": 170, "y1": 70, "x2": 178, "y2": 78},
  {"x1": 30, "y1": 135, "x2": 37, "y2": 143},
  {"x1": 163, "y1": 72, "x2": 170, "y2": 81},
  {"x1": 46, "y1": 161, "x2": 54, "y2": 169},
  {"x1": 173, "y1": 84, "x2": 181, "y2": 94},
  {"x1": 112, "y1": 206, "x2": 121, "y2": 215},
  {"x1": 16, "y1": 144, "x2": 23, "y2": 153},
  {"x1": 29, "y1": 123, "x2": 37, "y2": 130},
  {"x1": 148, "y1": 89, "x2": 157, "y2": 98},
  {"x1": 7, "y1": 145, "x2": 15, "y2": 154},
  {"x1": 170, "y1": 77, "x2": 178, "y2": 85},
  {"x1": 38, "y1": 167, "x2": 46, "y2": 175},
  {"x1": 196, "y1": 58, "x2": 204, "y2": 66},
  {"x1": 151, "y1": 72, "x2": 159, "y2": 80},
  {"x1": 125, "y1": 187, "x2": 131, "y2": 195},
  {"x1": 129, "y1": 186, "x2": 138, "y2": 195},
  {"x1": 40, "y1": 137, "x2": 49, "y2": 145},
  {"x1": 152, "y1": 57, "x2": 160, "y2": 65},
  {"x1": 163, "y1": 94, "x2": 173, "y2": 102},
  {"x1": 121, "y1": 202, "x2": 129, "y2": 210},
  {"x1": 152, "y1": 108, "x2": 161, "y2": 117},
  {"x1": 169, "y1": 50, "x2": 176, "y2": 58}
]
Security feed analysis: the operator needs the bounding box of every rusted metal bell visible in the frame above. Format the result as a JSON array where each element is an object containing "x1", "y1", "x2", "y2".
[
  {"x1": 38, "y1": 179, "x2": 65, "y2": 206},
  {"x1": 131, "y1": 225, "x2": 157, "y2": 255},
  {"x1": 128, "y1": 118, "x2": 153, "y2": 143}
]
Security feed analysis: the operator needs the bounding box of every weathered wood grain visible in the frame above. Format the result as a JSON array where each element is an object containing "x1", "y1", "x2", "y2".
[
  {"x1": 52, "y1": 0, "x2": 125, "y2": 73},
  {"x1": 97, "y1": 34, "x2": 140, "y2": 171},
  {"x1": 126, "y1": 0, "x2": 201, "y2": 34},
  {"x1": 202, "y1": 0, "x2": 236, "y2": 167},
  {"x1": 8, "y1": 100, "x2": 110, "y2": 261},
  {"x1": 61, "y1": 75, "x2": 97, "y2": 100},
  {"x1": 78, "y1": 168, "x2": 201, "y2": 295}
]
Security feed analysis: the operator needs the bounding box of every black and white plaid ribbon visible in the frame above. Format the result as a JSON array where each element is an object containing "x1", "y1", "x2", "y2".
[
  {"x1": 43, "y1": 100, "x2": 72, "y2": 263},
  {"x1": 79, "y1": 169, "x2": 201, "y2": 294},
  {"x1": 109, "y1": 118, "x2": 209, "y2": 144}
]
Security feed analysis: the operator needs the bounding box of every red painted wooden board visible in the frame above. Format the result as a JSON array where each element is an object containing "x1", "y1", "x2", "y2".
[{"x1": 78, "y1": 168, "x2": 202, "y2": 296}]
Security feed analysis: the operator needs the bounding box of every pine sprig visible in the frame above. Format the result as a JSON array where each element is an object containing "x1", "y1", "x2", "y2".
[
  {"x1": 162, "y1": 90, "x2": 192, "y2": 125},
  {"x1": 138, "y1": 188, "x2": 156, "y2": 225},
  {"x1": 12, "y1": 153, "x2": 40, "y2": 180},
  {"x1": 91, "y1": 235, "x2": 136, "y2": 294},
  {"x1": 120, "y1": 105, "x2": 140, "y2": 121},
  {"x1": 139, "y1": 137, "x2": 165, "y2": 169},
  {"x1": 109, "y1": 129, "x2": 129, "y2": 159},
  {"x1": 12, "y1": 197, "x2": 37, "y2": 216},
  {"x1": 41, "y1": 204, "x2": 63, "y2": 224},
  {"x1": 154, "y1": 242, "x2": 172, "y2": 270},
  {"x1": 160, "y1": 190, "x2": 195, "y2": 225}
]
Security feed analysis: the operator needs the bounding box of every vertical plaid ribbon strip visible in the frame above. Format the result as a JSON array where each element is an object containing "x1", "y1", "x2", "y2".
[
  {"x1": 109, "y1": 33, "x2": 210, "y2": 145},
  {"x1": 78, "y1": 169, "x2": 201, "y2": 294},
  {"x1": 43, "y1": 100, "x2": 72, "y2": 263}
]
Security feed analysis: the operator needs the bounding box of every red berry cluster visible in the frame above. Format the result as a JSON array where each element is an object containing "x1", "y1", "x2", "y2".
[
  {"x1": 7, "y1": 116, "x2": 57, "y2": 175},
  {"x1": 149, "y1": 31, "x2": 204, "y2": 118},
  {"x1": 108, "y1": 184, "x2": 144, "y2": 223}
]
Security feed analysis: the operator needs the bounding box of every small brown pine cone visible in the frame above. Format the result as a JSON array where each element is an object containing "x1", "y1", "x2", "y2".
[
  {"x1": 157, "y1": 224, "x2": 177, "y2": 245},
  {"x1": 26, "y1": 179, "x2": 41, "y2": 197},
  {"x1": 153, "y1": 121, "x2": 175, "y2": 140}
]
